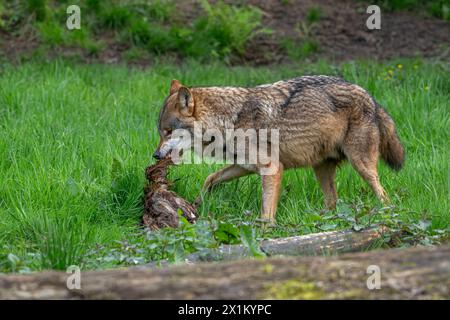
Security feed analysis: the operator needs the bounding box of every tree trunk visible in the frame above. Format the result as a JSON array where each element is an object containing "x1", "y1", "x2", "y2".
[{"x1": 0, "y1": 245, "x2": 448, "y2": 299}]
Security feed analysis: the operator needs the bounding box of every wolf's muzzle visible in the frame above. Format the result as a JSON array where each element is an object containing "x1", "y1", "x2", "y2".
[{"x1": 153, "y1": 150, "x2": 162, "y2": 160}]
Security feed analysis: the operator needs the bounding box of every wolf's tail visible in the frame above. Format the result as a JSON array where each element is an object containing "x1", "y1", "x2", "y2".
[{"x1": 377, "y1": 106, "x2": 405, "y2": 171}]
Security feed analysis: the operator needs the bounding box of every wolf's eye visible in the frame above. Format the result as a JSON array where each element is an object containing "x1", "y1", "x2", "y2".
[{"x1": 163, "y1": 129, "x2": 172, "y2": 136}]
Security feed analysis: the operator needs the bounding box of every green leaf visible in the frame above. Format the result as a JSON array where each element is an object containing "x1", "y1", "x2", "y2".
[
  {"x1": 170, "y1": 242, "x2": 185, "y2": 263},
  {"x1": 214, "y1": 222, "x2": 240, "y2": 244},
  {"x1": 239, "y1": 225, "x2": 265, "y2": 258},
  {"x1": 7, "y1": 253, "x2": 20, "y2": 271},
  {"x1": 416, "y1": 220, "x2": 431, "y2": 231},
  {"x1": 309, "y1": 213, "x2": 322, "y2": 222},
  {"x1": 336, "y1": 202, "x2": 352, "y2": 216},
  {"x1": 320, "y1": 223, "x2": 337, "y2": 231}
]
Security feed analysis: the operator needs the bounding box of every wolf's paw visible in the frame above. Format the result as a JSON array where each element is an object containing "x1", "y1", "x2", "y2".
[{"x1": 255, "y1": 218, "x2": 276, "y2": 229}]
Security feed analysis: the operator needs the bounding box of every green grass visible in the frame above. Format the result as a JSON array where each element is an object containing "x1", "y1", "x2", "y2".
[{"x1": 0, "y1": 58, "x2": 448, "y2": 272}]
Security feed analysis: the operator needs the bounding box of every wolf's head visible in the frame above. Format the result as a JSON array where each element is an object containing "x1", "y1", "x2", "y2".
[{"x1": 153, "y1": 80, "x2": 196, "y2": 160}]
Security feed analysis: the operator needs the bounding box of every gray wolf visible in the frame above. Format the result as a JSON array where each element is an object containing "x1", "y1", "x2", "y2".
[{"x1": 154, "y1": 76, "x2": 404, "y2": 225}]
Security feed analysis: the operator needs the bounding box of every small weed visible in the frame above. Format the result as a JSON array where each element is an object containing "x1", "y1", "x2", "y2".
[
  {"x1": 145, "y1": 0, "x2": 176, "y2": 23},
  {"x1": 100, "y1": 6, "x2": 133, "y2": 30},
  {"x1": 2, "y1": 210, "x2": 92, "y2": 271},
  {"x1": 282, "y1": 37, "x2": 318, "y2": 60},
  {"x1": 27, "y1": 0, "x2": 47, "y2": 22},
  {"x1": 282, "y1": 18, "x2": 320, "y2": 60},
  {"x1": 122, "y1": 46, "x2": 151, "y2": 62},
  {"x1": 188, "y1": 0, "x2": 268, "y2": 58},
  {"x1": 306, "y1": 6, "x2": 322, "y2": 24}
]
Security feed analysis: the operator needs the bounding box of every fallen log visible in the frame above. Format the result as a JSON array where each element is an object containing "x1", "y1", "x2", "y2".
[
  {"x1": 183, "y1": 226, "x2": 392, "y2": 263},
  {"x1": 0, "y1": 245, "x2": 448, "y2": 299}
]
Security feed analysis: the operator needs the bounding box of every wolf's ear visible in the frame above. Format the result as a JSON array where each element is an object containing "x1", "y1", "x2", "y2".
[
  {"x1": 170, "y1": 79, "x2": 182, "y2": 95},
  {"x1": 177, "y1": 86, "x2": 194, "y2": 116}
]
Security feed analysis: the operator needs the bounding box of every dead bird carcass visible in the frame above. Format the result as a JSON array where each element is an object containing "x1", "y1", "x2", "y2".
[{"x1": 143, "y1": 158, "x2": 197, "y2": 229}]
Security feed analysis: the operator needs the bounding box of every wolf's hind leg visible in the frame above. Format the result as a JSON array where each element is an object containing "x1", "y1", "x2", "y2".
[
  {"x1": 343, "y1": 128, "x2": 390, "y2": 203},
  {"x1": 313, "y1": 160, "x2": 338, "y2": 209},
  {"x1": 194, "y1": 165, "x2": 252, "y2": 206}
]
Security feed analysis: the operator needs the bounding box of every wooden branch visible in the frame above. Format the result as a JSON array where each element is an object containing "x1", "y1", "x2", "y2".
[{"x1": 1, "y1": 245, "x2": 448, "y2": 299}]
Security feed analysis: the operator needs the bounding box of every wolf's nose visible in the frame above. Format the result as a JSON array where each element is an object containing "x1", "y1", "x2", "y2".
[{"x1": 153, "y1": 150, "x2": 162, "y2": 160}]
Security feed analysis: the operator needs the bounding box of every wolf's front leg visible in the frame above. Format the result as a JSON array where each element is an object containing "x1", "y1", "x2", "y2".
[{"x1": 260, "y1": 163, "x2": 284, "y2": 226}]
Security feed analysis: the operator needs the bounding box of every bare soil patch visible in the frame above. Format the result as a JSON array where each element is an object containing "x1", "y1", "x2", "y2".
[{"x1": 241, "y1": 0, "x2": 450, "y2": 63}]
